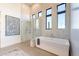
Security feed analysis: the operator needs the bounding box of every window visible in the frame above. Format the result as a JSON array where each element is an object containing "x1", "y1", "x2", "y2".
[
  {"x1": 36, "y1": 19, "x2": 39, "y2": 29},
  {"x1": 46, "y1": 8, "x2": 52, "y2": 30},
  {"x1": 57, "y1": 3, "x2": 66, "y2": 29},
  {"x1": 32, "y1": 14, "x2": 35, "y2": 19},
  {"x1": 38, "y1": 11, "x2": 42, "y2": 17}
]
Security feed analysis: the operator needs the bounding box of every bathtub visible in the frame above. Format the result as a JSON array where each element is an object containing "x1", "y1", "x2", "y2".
[{"x1": 35, "y1": 37, "x2": 70, "y2": 56}]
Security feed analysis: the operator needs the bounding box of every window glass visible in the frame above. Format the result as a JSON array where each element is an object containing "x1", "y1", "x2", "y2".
[
  {"x1": 38, "y1": 11, "x2": 42, "y2": 17},
  {"x1": 46, "y1": 8, "x2": 52, "y2": 30},
  {"x1": 36, "y1": 19, "x2": 39, "y2": 29},
  {"x1": 47, "y1": 8, "x2": 52, "y2": 15},
  {"x1": 58, "y1": 13, "x2": 65, "y2": 29},
  {"x1": 57, "y1": 3, "x2": 66, "y2": 29},
  {"x1": 32, "y1": 14, "x2": 35, "y2": 19},
  {"x1": 47, "y1": 16, "x2": 52, "y2": 29},
  {"x1": 58, "y1": 4, "x2": 65, "y2": 12}
]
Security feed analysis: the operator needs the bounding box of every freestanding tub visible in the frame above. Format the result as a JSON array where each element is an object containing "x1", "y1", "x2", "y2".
[{"x1": 35, "y1": 37, "x2": 70, "y2": 56}]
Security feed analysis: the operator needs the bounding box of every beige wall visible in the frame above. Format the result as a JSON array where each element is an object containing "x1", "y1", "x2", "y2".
[
  {"x1": 0, "y1": 3, "x2": 31, "y2": 48},
  {"x1": 31, "y1": 3, "x2": 71, "y2": 39}
]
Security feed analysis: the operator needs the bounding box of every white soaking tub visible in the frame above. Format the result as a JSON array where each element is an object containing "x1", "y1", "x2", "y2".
[{"x1": 35, "y1": 37, "x2": 70, "y2": 56}]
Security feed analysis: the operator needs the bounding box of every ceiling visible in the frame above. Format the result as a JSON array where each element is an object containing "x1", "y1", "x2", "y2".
[{"x1": 25, "y1": 3, "x2": 34, "y2": 7}]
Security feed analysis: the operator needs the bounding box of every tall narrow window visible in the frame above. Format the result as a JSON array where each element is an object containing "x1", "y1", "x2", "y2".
[
  {"x1": 46, "y1": 8, "x2": 52, "y2": 30},
  {"x1": 38, "y1": 11, "x2": 42, "y2": 17},
  {"x1": 57, "y1": 3, "x2": 66, "y2": 29},
  {"x1": 32, "y1": 14, "x2": 35, "y2": 19}
]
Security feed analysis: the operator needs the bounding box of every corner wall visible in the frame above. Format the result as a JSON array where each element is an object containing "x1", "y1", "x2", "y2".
[
  {"x1": 31, "y1": 3, "x2": 71, "y2": 39},
  {"x1": 70, "y1": 4, "x2": 79, "y2": 56}
]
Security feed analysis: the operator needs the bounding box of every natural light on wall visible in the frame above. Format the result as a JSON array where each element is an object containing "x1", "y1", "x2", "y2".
[{"x1": 71, "y1": 3, "x2": 79, "y2": 29}]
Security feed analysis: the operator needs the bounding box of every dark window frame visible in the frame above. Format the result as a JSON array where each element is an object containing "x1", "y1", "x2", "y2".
[
  {"x1": 46, "y1": 7, "x2": 52, "y2": 30},
  {"x1": 32, "y1": 14, "x2": 35, "y2": 19},
  {"x1": 38, "y1": 11, "x2": 42, "y2": 17},
  {"x1": 57, "y1": 3, "x2": 66, "y2": 29}
]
